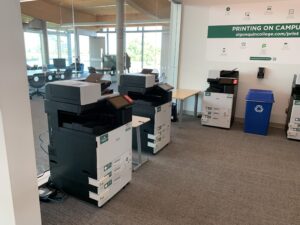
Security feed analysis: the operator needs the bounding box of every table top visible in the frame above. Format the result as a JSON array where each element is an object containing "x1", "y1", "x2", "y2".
[
  {"x1": 96, "y1": 68, "x2": 113, "y2": 72},
  {"x1": 132, "y1": 115, "x2": 151, "y2": 128},
  {"x1": 27, "y1": 69, "x2": 45, "y2": 76},
  {"x1": 172, "y1": 89, "x2": 202, "y2": 100},
  {"x1": 27, "y1": 70, "x2": 90, "y2": 80}
]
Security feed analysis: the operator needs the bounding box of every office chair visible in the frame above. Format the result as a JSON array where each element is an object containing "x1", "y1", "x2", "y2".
[
  {"x1": 28, "y1": 73, "x2": 46, "y2": 99},
  {"x1": 88, "y1": 67, "x2": 96, "y2": 74},
  {"x1": 46, "y1": 72, "x2": 55, "y2": 82},
  {"x1": 79, "y1": 64, "x2": 84, "y2": 73},
  {"x1": 60, "y1": 68, "x2": 73, "y2": 80}
]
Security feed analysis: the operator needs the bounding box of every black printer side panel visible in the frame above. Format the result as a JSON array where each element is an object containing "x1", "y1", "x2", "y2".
[{"x1": 49, "y1": 129, "x2": 98, "y2": 205}]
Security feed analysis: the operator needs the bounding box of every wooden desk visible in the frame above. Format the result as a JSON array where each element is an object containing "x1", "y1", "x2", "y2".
[
  {"x1": 132, "y1": 115, "x2": 151, "y2": 171},
  {"x1": 172, "y1": 89, "x2": 202, "y2": 122}
]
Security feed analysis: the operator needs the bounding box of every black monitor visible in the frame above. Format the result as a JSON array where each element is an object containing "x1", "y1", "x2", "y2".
[{"x1": 53, "y1": 58, "x2": 66, "y2": 70}]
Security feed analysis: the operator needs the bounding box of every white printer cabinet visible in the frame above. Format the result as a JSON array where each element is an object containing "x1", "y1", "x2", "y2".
[
  {"x1": 287, "y1": 100, "x2": 300, "y2": 140},
  {"x1": 201, "y1": 92, "x2": 234, "y2": 129}
]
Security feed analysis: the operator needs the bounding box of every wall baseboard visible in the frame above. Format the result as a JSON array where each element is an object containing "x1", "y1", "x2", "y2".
[{"x1": 183, "y1": 110, "x2": 285, "y2": 129}]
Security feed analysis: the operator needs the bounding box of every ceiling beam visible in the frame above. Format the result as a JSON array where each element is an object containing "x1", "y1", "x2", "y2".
[
  {"x1": 61, "y1": 18, "x2": 170, "y2": 28},
  {"x1": 126, "y1": 0, "x2": 171, "y2": 19},
  {"x1": 96, "y1": 13, "x2": 153, "y2": 22}
]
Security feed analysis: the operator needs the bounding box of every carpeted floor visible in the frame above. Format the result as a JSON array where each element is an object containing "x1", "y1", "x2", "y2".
[{"x1": 30, "y1": 97, "x2": 300, "y2": 225}]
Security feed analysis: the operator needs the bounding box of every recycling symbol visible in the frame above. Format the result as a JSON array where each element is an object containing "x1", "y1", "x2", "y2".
[{"x1": 255, "y1": 105, "x2": 264, "y2": 113}]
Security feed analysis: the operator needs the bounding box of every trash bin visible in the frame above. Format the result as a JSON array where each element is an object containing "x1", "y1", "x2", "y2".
[
  {"x1": 244, "y1": 89, "x2": 274, "y2": 135},
  {"x1": 171, "y1": 102, "x2": 178, "y2": 122}
]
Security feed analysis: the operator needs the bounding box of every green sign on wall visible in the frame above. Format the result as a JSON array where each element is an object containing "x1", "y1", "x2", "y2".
[{"x1": 208, "y1": 23, "x2": 300, "y2": 38}]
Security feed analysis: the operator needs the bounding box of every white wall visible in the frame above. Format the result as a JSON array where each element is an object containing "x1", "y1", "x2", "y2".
[
  {"x1": 0, "y1": 0, "x2": 41, "y2": 224},
  {"x1": 179, "y1": 2, "x2": 299, "y2": 124}
]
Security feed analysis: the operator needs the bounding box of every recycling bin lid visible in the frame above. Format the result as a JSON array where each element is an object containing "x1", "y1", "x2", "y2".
[{"x1": 246, "y1": 89, "x2": 274, "y2": 103}]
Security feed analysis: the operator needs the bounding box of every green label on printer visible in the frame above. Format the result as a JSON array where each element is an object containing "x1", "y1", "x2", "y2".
[
  {"x1": 205, "y1": 92, "x2": 211, "y2": 96},
  {"x1": 104, "y1": 180, "x2": 112, "y2": 189},
  {"x1": 295, "y1": 101, "x2": 300, "y2": 105},
  {"x1": 100, "y1": 133, "x2": 109, "y2": 144},
  {"x1": 157, "y1": 106, "x2": 161, "y2": 112},
  {"x1": 104, "y1": 162, "x2": 112, "y2": 171}
]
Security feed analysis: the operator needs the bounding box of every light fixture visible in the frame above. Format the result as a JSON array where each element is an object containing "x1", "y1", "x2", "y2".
[{"x1": 20, "y1": 0, "x2": 38, "y2": 2}]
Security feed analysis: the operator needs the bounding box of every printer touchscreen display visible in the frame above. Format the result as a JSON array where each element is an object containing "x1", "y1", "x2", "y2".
[{"x1": 108, "y1": 96, "x2": 131, "y2": 109}]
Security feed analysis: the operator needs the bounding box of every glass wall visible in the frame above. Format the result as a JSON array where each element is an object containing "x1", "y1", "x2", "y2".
[
  {"x1": 98, "y1": 26, "x2": 167, "y2": 73},
  {"x1": 79, "y1": 35, "x2": 90, "y2": 68},
  {"x1": 24, "y1": 31, "x2": 44, "y2": 67},
  {"x1": 22, "y1": 1, "x2": 172, "y2": 72},
  {"x1": 126, "y1": 31, "x2": 142, "y2": 72},
  {"x1": 143, "y1": 32, "x2": 162, "y2": 69},
  {"x1": 21, "y1": 0, "x2": 176, "y2": 179},
  {"x1": 124, "y1": 0, "x2": 171, "y2": 79},
  {"x1": 48, "y1": 33, "x2": 58, "y2": 64}
]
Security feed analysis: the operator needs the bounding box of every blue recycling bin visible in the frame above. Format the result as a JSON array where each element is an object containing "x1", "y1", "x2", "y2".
[{"x1": 244, "y1": 89, "x2": 274, "y2": 135}]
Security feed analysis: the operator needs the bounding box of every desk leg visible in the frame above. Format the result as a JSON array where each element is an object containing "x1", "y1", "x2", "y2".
[
  {"x1": 136, "y1": 126, "x2": 142, "y2": 165},
  {"x1": 179, "y1": 100, "x2": 184, "y2": 123},
  {"x1": 132, "y1": 126, "x2": 148, "y2": 171},
  {"x1": 194, "y1": 93, "x2": 199, "y2": 117}
]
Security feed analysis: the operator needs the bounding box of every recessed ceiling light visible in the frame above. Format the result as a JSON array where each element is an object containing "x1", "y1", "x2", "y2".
[
  {"x1": 20, "y1": 0, "x2": 38, "y2": 2},
  {"x1": 85, "y1": 3, "x2": 128, "y2": 9}
]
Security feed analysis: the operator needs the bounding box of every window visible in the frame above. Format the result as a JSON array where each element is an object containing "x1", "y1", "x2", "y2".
[
  {"x1": 126, "y1": 26, "x2": 138, "y2": 31},
  {"x1": 48, "y1": 32, "x2": 71, "y2": 66},
  {"x1": 79, "y1": 35, "x2": 90, "y2": 68},
  {"x1": 108, "y1": 33, "x2": 116, "y2": 55},
  {"x1": 143, "y1": 32, "x2": 162, "y2": 69},
  {"x1": 60, "y1": 35, "x2": 69, "y2": 64},
  {"x1": 48, "y1": 34, "x2": 58, "y2": 64},
  {"x1": 126, "y1": 33, "x2": 142, "y2": 72},
  {"x1": 98, "y1": 26, "x2": 165, "y2": 72},
  {"x1": 24, "y1": 32, "x2": 44, "y2": 67},
  {"x1": 144, "y1": 26, "x2": 163, "y2": 31},
  {"x1": 71, "y1": 33, "x2": 76, "y2": 62},
  {"x1": 97, "y1": 33, "x2": 108, "y2": 54}
]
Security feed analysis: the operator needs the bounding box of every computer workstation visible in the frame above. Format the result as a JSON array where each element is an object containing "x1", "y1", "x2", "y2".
[
  {"x1": 53, "y1": 58, "x2": 66, "y2": 72},
  {"x1": 27, "y1": 58, "x2": 90, "y2": 99}
]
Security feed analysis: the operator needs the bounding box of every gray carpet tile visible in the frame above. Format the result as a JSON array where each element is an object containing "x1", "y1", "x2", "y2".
[{"x1": 30, "y1": 97, "x2": 300, "y2": 225}]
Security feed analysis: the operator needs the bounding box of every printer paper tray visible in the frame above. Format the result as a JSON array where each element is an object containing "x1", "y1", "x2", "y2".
[{"x1": 62, "y1": 122, "x2": 112, "y2": 135}]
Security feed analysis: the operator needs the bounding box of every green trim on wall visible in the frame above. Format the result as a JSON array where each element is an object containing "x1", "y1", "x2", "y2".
[{"x1": 249, "y1": 57, "x2": 272, "y2": 61}]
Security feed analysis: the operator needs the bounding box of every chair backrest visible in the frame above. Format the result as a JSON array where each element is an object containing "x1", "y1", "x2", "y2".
[
  {"x1": 29, "y1": 73, "x2": 46, "y2": 89},
  {"x1": 61, "y1": 68, "x2": 73, "y2": 80},
  {"x1": 46, "y1": 72, "x2": 55, "y2": 82},
  {"x1": 79, "y1": 64, "x2": 84, "y2": 73},
  {"x1": 88, "y1": 67, "x2": 96, "y2": 73}
]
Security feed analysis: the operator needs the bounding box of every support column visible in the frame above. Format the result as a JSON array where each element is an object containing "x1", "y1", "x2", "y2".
[
  {"x1": 167, "y1": 2, "x2": 182, "y2": 88},
  {"x1": 116, "y1": 0, "x2": 125, "y2": 85},
  {"x1": 74, "y1": 28, "x2": 80, "y2": 60},
  {"x1": 0, "y1": 1, "x2": 41, "y2": 225},
  {"x1": 41, "y1": 20, "x2": 49, "y2": 65}
]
